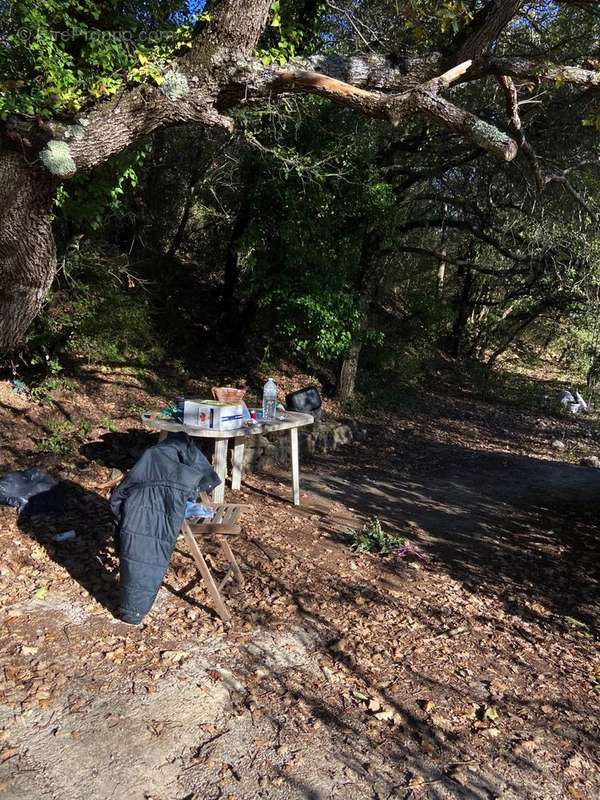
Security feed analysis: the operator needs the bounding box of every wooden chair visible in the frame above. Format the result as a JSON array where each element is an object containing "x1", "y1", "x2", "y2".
[
  {"x1": 102, "y1": 475, "x2": 250, "y2": 625},
  {"x1": 179, "y1": 492, "x2": 251, "y2": 624}
]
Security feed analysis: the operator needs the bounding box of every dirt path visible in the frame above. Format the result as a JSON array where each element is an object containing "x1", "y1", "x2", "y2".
[{"x1": 1, "y1": 385, "x2": 599, "y2": 800}]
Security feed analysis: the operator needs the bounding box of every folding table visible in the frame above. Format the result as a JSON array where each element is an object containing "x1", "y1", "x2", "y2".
[{"x1": 141, "y1": 410, "x2": 314, "y2": 505}]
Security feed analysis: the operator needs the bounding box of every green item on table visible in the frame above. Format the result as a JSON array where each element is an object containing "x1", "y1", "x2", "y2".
[{"x1": 158, "y1": 404, "x2": 179, "y2": 420}]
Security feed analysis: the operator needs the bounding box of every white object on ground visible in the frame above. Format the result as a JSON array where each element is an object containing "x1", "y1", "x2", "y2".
[
  {"x1": 53, "y1": 530, "x2": 76, "y2": 542},
  {"x1": 558, "y1": 388, "x2": 587, "y2": 414}
]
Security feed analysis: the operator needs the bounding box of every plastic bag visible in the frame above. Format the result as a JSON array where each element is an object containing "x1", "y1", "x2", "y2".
[
  {"x1": 0, "y1": 468, "x2": 61, "y2": 514},
  {"x1": 184, "y1": 501, "x2": 214, "y2": 519}
]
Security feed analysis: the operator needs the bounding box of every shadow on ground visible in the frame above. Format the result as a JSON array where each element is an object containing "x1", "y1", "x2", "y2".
[
  {"x1": 17, "y1": 479, "x2": 120, "y2": 616},
  {"x1": 301, "y1": 431, "x2": 600, "y2": 633}
]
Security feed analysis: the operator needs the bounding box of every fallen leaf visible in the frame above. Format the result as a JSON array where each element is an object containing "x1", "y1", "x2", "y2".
[
  {"x1": 160, "y1": 650, "x2": 188, "y2": 664},
  {"x1": 0, "y1": 749, "x2": 18, "y2": 764}
]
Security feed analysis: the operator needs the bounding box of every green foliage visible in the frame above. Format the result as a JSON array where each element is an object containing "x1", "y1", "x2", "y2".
[
  {"x1": 351, "y1": 517, "x2": 406, "y2": 555},
  {"x1": 31, "y1": 243, "x2": 168, "y2": 367},
  {"x1": 78, "y1": 418, "x2": 93, "y2": 436},
  {"x1": 29, "y1": 376, "x2": 77, "y2": 404},
  {"x1": 55, "y1": 145, "x2": 147, "y2": 231},
  {"x1": 100, "y1": 415, "x2": 117, "y2": 432},
  {"x1": 255, "y1": 0, "x2": 327, "y2": 65},
  {"x1": 0, "y1": 0, "x2": 196, "y2": 118},
  {"x1": 36, "y1": 414, "x2": 94, "y2": 454},
  {"x1": 36, "y1": 420, "x2": 77, "y2": 455}
]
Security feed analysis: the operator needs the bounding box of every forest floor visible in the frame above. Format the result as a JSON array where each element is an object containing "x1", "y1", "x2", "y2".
[{"x1": 0, "y1": 363, "x2": 599, "y2": 800}]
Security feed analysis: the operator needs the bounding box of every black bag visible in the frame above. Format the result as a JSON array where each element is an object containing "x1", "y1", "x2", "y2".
[
  {"x1": 285, "y1": 386, "x2": 322, "y2": 414},
  {"x1": 0, "y1": 468, "x2": 63, "y2": 514}
]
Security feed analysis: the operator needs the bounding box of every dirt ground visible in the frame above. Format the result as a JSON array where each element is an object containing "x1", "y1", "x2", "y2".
[{"x1": 0, "y1": 368, "x2": 599, "y2": 800}]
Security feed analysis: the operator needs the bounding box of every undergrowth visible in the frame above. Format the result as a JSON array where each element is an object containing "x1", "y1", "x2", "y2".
[{"x1": 351, "y1": 517, "x2": 406, "y2": 555}]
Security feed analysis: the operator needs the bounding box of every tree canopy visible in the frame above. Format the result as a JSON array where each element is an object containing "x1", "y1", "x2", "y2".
[{"x1": 0, "y1": 0, "x2": 599, "y2": 395}]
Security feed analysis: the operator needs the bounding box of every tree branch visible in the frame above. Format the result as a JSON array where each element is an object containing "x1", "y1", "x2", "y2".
[
  {"x1": 396, "y1": 245, "x2": 524, "y2": 277},
  {"x1": 497, "y1": 74, "x2": 545, "y2": 193},
  {"x1": 451, "y1": 1, "x2": 524, "y2": 63},
  {"x1": 485, "y1": 56, "x2": 600, "y2": 87},
  {"x1": 497, "y1": 75, "x2": 598, "y2": 218},
  {"x1": 228, "y1": 59, "x2": 519, "y2": 160}
]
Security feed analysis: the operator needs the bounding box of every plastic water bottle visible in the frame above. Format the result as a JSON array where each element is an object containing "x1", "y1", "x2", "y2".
[{"x1": 262, "y1": 378, "x2": 277, "y2": 421}]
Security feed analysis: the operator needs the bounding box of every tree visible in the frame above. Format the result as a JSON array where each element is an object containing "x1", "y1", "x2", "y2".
[{"x1": 1, "y1": 0, "x2": 599, "y2": 352}]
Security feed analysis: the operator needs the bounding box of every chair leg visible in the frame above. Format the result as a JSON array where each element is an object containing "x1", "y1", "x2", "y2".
[
  {"x1": 181, "y1": 521, "x2": 232, "y2": 624},
  {"x1": 219, "y1": 536, "x2": 244, "y2": 588}
]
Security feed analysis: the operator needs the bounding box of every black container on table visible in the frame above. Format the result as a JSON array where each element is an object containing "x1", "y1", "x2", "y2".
[{"x1": 285, "y1": 386, "x2": 322, "y2": 420}]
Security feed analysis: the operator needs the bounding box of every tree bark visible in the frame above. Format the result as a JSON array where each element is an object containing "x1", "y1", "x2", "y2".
[
  {"x1": 337, "y1": 229, "x2": 384, "y2": 402},
  {"x1": 338, "y1": 339, "x2": 363, "y2": 403},
  {"x1": 447, "y1": 266, "x2": 473, "y2": 358},
  {"x1": 0, "y1": 153, "x2": 56, "y2": 351}
]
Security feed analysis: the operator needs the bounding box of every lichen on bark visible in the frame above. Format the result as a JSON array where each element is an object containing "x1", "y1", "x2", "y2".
[
  {"x1": 160, "y1": 69, "x2": 190, "y2": 100},
  {"x1": 39, "y1": 140, "x2": 77, "y2": 177}
]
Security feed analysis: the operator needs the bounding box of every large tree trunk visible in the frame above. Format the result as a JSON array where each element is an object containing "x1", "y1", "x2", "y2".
[{"x1": 0, "y1": 153, "x2": 56, "y2": 352}]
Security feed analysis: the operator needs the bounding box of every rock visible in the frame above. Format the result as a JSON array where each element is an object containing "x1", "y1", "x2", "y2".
[
  {"x1": 332, "y1": 424, "x2": 353, "y2": 447},
  {"x1": 552, "y1": 440, "x2": 565, "y2": 450},
  {"x1": 580, "y1": 456, "x2": 600, "y2": 468}
]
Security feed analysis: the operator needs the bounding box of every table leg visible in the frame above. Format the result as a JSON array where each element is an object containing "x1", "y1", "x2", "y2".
[
  {"x1": 213, "y1": 438, "x2": 228, "y2": 503},
  {"x1": 231, "y1": 437, "x2": 245, "y2": 491},
  {"x1": 290, "y1": 427, "x2": 300, "y2": 506}
]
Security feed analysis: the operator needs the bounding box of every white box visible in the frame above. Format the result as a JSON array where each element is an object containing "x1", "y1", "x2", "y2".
[{"x1": 183, "y1": 399, "x2": 244, "y2": 431}]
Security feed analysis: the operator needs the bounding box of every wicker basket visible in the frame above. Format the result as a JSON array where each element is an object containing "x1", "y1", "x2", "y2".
[{"x1": 211, "y1": 386, "x2": 246, "y2": 404}]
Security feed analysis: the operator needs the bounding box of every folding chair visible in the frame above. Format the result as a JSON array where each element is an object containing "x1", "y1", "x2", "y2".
[
  {"x1": 102, "y1": 474, "x2": 250, "y2": 624},
  {"x1": 179, "y1": 491, "x2": 251, "y2": 624}
]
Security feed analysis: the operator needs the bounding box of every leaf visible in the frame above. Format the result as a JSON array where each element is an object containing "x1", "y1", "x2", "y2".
[
  {"x1": 0, "y1": 749, "x2": 19, "y2": 764},
  {"x1": 160, "y1": 649, "x2": 188, "y2": 664},
  {"x1": 484, "y1": 705, "x2": 499, "y2": 722},
  {"x1": 34, "y1": 586, "x2": 48, "y2": 599}
]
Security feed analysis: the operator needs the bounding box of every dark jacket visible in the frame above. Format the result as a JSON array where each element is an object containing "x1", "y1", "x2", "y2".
[{"x1": 110, "y1": 433, "x2": 220, "y2": 624}]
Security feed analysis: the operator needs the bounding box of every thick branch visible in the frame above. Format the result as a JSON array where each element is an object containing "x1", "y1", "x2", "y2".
[
  {"x1": 227, "y1": 59, "x2": 518, "y2": 160},
  {"x1": 300, "y1": 53, "x2": 600, "y2": 90},
  {"x1": 451, "y1": 1, "x2": 524, "y2": 63},
  {"x1": 60, "y1": 86, "x2": 233, "y2": 174},
  {"x1": 397, "y1": 245, "x2": 525, "y2": 277},
  {"x1": 497, "y1": 74, "x2": 544, "y2": 193},
  {"x1": 486, "y1": 56, "x2": 600, "y2": 87}
]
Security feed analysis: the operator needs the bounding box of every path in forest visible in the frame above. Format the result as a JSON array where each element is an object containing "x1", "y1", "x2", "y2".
[{"x1": 1, "y1": 391, "x2": 599, "y2": 800}]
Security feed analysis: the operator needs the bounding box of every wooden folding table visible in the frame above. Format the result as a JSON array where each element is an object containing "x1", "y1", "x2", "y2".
[{"x1": 142, "y1": 410, "x2": 314, "y2": 505}]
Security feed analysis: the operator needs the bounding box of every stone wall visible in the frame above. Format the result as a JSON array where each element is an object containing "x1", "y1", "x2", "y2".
[{"x1": 242, "y1": 415, "x2": 367, "y2": 472}]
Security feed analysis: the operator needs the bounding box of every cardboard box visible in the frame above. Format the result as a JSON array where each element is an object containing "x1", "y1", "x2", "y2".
[{"x1": 183, "y1": 399, "x2": 244, "y2": 431}]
